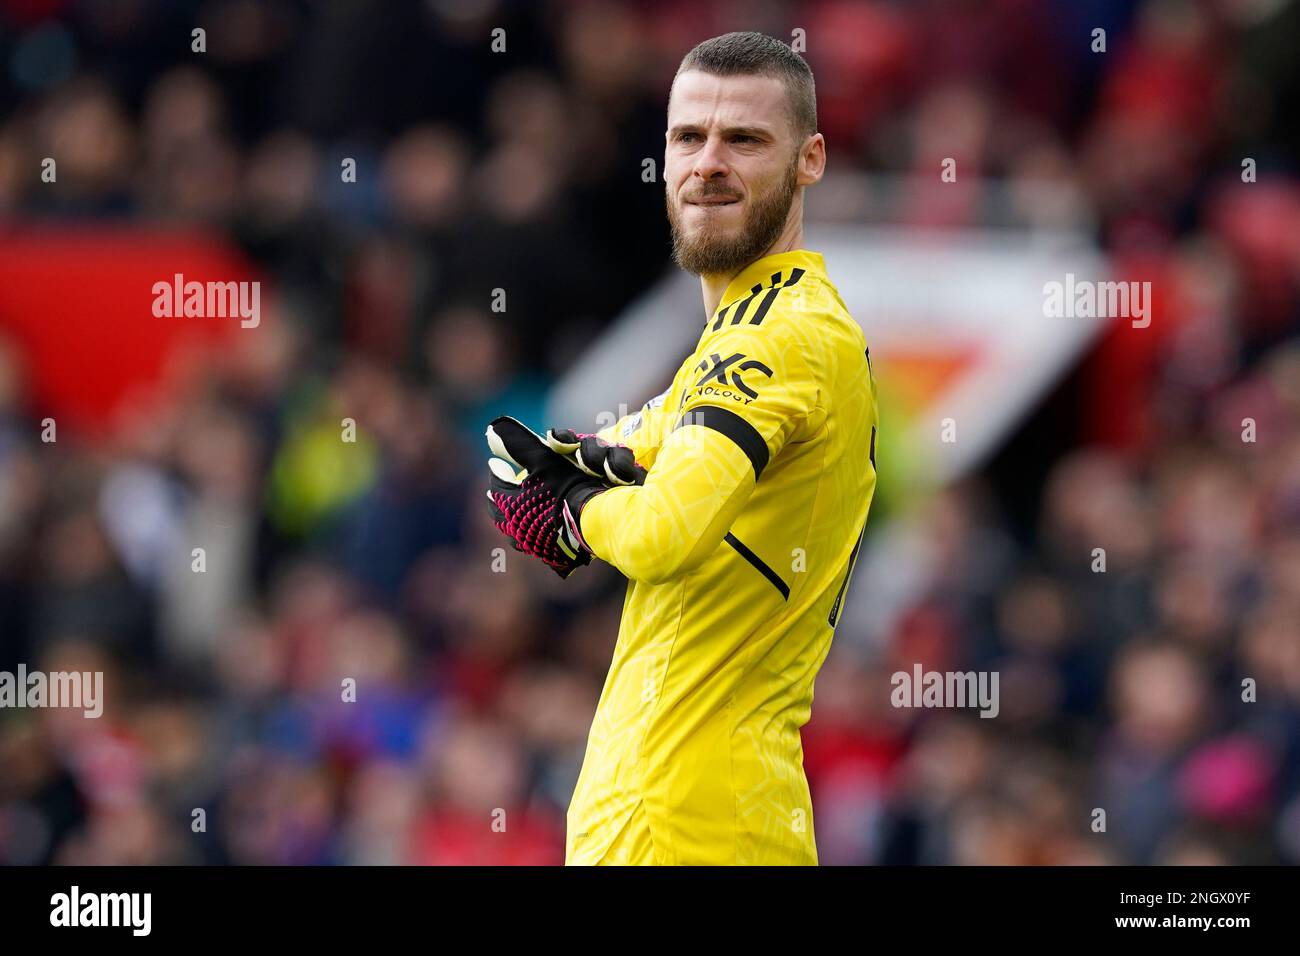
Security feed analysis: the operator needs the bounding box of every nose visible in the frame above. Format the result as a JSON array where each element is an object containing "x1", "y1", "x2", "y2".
[{"x1": 691, "y1": 134, "x2": 730, "y2": 182}]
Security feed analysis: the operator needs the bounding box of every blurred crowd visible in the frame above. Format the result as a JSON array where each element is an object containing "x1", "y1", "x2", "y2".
[{"x1": 1, "y1": 0, "x2": 1299, "y2": 864}]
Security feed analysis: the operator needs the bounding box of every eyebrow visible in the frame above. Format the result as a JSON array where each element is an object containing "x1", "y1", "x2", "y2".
[{"x1": 668, "y1": 123, "x2": 774, "y2": 140}]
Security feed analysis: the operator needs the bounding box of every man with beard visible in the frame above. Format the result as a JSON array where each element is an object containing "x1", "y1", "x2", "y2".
[{"x1": 488, "y1": 32, "x2": 879, "y2": 865}]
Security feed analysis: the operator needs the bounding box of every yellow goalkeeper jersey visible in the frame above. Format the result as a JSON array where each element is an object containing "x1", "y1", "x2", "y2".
[{"x1": 567, "y1": 248, "x2": 878, "y2": 865}]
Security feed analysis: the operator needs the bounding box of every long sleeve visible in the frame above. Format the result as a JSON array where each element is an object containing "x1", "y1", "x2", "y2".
[{"x1": 580, "y1": 323, "x2": 822, "y2": 584}]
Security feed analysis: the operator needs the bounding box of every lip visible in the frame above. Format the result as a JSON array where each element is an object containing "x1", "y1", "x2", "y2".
[{"x1": 687, "y1": 198, "x2": 740, "y2": 206}]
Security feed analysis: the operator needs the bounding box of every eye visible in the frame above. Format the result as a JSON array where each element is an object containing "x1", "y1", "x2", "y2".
[
  {"x1": 733, "y1": 135, "x2": 756, "y2": 144},
  {"x1": 677, "y1": 131, "x2": 700, "y2": 143}
]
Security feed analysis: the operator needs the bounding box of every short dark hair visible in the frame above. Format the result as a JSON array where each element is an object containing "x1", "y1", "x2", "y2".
[{"x1": 675, "y1": 32, "x2": 817, "y2": 140}]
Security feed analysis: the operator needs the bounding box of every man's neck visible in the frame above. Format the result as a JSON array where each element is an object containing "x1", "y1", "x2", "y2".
[{"x1": 700, "y1": 219, "x2": 804, "y2": 318}]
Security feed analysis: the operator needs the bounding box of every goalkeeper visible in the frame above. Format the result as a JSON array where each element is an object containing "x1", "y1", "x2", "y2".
[{"x1": 486, "y1": 32, "x2": 878, "y2": 865}]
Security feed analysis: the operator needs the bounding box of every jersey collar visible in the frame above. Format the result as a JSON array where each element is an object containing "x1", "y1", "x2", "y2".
[{"x1": 710, "y1": 249, "x2": 826, "y2": 325}]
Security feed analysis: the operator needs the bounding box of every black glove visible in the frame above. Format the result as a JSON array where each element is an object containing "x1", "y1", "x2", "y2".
[
  {"x1": 544, "y1": 429, "x2": 648, "y2": 487},
  {"x1": 484, "y1": 417, "x2": 610, "y2": 578}
]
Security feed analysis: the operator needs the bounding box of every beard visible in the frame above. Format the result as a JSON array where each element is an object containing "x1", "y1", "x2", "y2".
[{"x1": 666, "y1": 158, "x2": 799, "y2": 277}]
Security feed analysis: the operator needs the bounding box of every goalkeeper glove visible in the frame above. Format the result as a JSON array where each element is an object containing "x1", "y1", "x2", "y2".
[
  {"x1": 485, "y1": 417, "x2": 610, "y2": 578},
  {"x1": 543, "y1": 429, "x2": 647, "y2": 487}
]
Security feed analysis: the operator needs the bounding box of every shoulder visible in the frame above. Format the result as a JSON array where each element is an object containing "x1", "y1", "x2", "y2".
[
  {"x1": 759, "y1": 272, "x2": 865, "y2": 372},
  {"x1": 698, "y1": 262, "x2": 862, "y2": 372}
]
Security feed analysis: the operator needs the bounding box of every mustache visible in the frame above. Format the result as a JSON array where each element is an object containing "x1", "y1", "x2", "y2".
[{"x1": 683, "y1": 186, "x2": 742, "y2": 202}]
